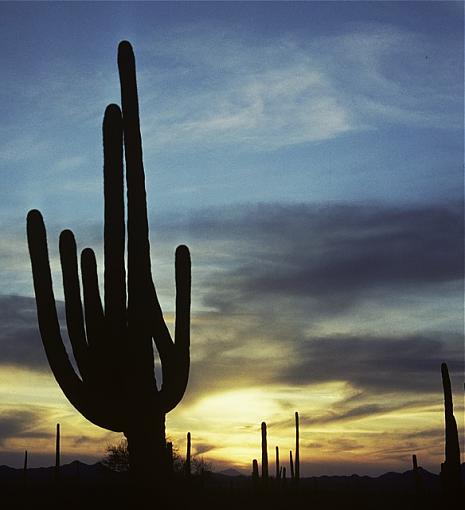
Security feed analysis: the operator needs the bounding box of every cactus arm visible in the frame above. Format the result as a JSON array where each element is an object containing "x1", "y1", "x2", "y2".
[
  {"x1": 80, "y1": 248, "x2": 106, "y2": 375},
  {"x1": 174, "y1": 244, "x2": 191, "y2": 354},
  {"x1": 58, "y1": 229, "x2": 89, "y2": 379},
  {"x1": 27, "y1": 210, "x2": 89, "y2": 412},
  {"x1": 117, "y1": 41, "x2": 152, "y2": 292},
  {"x1": 118, "y1": 41, "x2": 157, "y2": 402},
  {"x1": 159, "y1": 245, "x2": 191, "y2": 412},
  {"x1": 103, "y1": 104, "x2": 126, "y2": 333},
  {"x1": 27, "y1": 210, "x2": 124, "y2": 432}
]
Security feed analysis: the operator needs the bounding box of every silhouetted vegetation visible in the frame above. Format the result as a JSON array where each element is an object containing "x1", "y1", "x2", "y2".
[
  {"x1": 26, "y1": 40, "x2": 191, "y2": 484},
  {"x1": 439, "y1": 362, "x2": 462, "y2": 505}
]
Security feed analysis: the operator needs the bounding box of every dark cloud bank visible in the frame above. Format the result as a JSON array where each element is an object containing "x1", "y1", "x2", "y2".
[{"x1": 1, "y1": 201, "x2": 463, "y2": 411}]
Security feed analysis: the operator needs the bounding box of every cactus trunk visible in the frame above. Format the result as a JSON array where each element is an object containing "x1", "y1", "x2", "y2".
[
  {"x1": 290, "y1": 450, "x2": 294, "y2": 479},
  {"x1": 126, "y1": 413, "x2": 167, "y2": 481},
  {"x1": 261, "y1": 422, "x2": 268, "y2": 479}
]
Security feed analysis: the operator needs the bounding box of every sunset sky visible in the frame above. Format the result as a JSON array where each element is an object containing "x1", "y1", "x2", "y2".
[{"x1": 0, "y1": 2, "x2": 463, "y2": 476}]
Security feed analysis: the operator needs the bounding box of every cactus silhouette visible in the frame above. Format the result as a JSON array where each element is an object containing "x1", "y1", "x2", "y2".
[
  {"x1": 186, "y1": 431, "x2": 192, "y2": 477},
  {"x1": 275, "y1": 446, "x2": 280, "y2": 479},
  {"x1": 295, "y1": 411, "x2": 300, "y2": 482},
  {"x1": 167, "y1": 441, "x2": 174, "y2": 474},
  {"x1": 289, "y1": 450, "x2": 294, "y2": 479},
  {"x1": 412, "y1": 453, "x2": 423, "y2": 503},
  {"x1": 26, "y1": 41, "x2": 191, "y2": 482},
  {"x1": 23, "y1": 450, "x2": 28, "y2": 484},
  {"x1": 55, "y1": 423, "x2": 60, "y2": 482},
  {"x1": 261, "y1": 422, "x2": 269, "y2": 479},
  {"x1": 439, "y1": 362, "x2": 462, "y2": 502},
  {"x1": 252, "y1": 458, "x2": 259, "y2": 490}
]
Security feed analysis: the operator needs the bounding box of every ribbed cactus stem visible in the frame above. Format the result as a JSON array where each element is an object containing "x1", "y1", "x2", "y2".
[
  {"x1": 290, "y1": 450, "x2": 294, "y2": 479},
  {"x1": 55, "y1": 423, "x2": 60, "y2": 481},
  {"x1": 440, "y1": 362, "x2": 461, "y2": 500},
  {"x1": 276, "y1": 446, "x2": 280, "y2": 479},
  {"x1": 295, "y1": 411, "x2": 300, "y2": 481},
  {"x1": 186, "y1": 432, "x2": 191, "y2": 477},
  {"x1": 261, "y1": 422, "x2": 268, "y2": 479}
]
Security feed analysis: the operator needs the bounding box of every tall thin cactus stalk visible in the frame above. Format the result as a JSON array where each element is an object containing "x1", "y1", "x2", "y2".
[
  {"x1": 167, "y1": 441, "x2": 173, "y2": 474},
  {"x1": 295, "y1": 411, "x2": 300, "y2": 482},
  {"x1": 275, "y1": 446, "x2": 280, "y2": 479},
  {"x1": 186, "y1": 432, "x2": 191, "y2": 477},
  {"x1": 412, "y1": 454, "x2": 421, "y2": 496},
  {"x1": 23, "y1": 450, "x2": 28, "y2": 484},
  {"x1": 55, "y1": 423, "x2": 60, "y2": 482},
  {"x1": 26, "y1": 41, "x2": 191, "y2": 483},
  {"x1": 290, "y1": 450, "x2": 294, "y2": 479},
  {"x1": 439, "y1": 362, "x2": 462, "y2": 502},
  {"x1": 261, "y1": 422, "x2": 268, "y2": 479}
]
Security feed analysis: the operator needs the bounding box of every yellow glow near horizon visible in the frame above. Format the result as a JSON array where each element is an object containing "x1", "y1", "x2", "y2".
[{"x1": 1, "y1": 362, "x2": 463, "y2": 474}]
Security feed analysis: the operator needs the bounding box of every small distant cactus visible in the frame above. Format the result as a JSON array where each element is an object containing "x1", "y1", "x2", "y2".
[
  {"x1": 23, "y1": 450, "x2": 28, "y2": 484},
  {"x1": 275, "y1": 446, "x2": 280, "y2": 479},
  {"x1": 295, "y1": 412, "x2": 300, "y2": 482},
  {"x1": 439, "y1": 362, "x2": 462, "y2": 502},
  {"x1": 412, "y1": 454, "x2": 421, "y2": 495},
  {"x1": 55, "y1": 423, "x2": 60, "y2": 482},
  {"x1": 185, "y1": 432, "x2": 191, "y2": 477},
  {"x1": 252, "y1": 458, "x2": 259, "y2": 488},
  {"x1": 261, "y1": 422, "x2": 269, "y2": 479}
]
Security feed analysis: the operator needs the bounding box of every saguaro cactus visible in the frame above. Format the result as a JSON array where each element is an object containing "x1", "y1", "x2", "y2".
[
  {"x1": 439, "y1": 362, "x2": 461, "y2": 501},
  {"x1": 295, "y1": 412, "x2": 300, "y2": 482},
  {"x1": 167, "y1": 441, "x2": 174, "y2": 474},
  {"x1": 55, "y1": 423, "x2": 60, "y2": 481},
  {"x1": 275, "y1": 446, "x2": 280, "y2": 479},
  {"x1": 252, "y1": 458, "x2": 259, "y2": 488},
  {"x1": 26, "y1": 41, "x2": 191, "y2": 482},
  {"x1": 289, "y1": 450, "x2": 294, "y2": 479},
  {"x1": 261, "y1": 422, "x2": 269, "y2": 479},
  {"x1": 23, "y1": 450, "x2": 28, "y2": 484},
  {"x1": 186, "y1": 432, "x2": 191, "y2": 477}
]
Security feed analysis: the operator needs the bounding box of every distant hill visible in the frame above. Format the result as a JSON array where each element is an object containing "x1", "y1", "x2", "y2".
[
  {"x1": 217, "y1": 468, "x2": 246, "y2": 477},
  {"x1": 2, "y1": 460, "x2": 464, "y2": 492}
]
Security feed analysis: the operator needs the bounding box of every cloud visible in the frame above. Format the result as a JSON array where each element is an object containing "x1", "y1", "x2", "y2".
[
  {"x1": 282, "y1": 333, "x2": 463, "y2": 393},
  {"x1": 0, "y1": 408, "x2": 50, "y2": 446},
  {"x1": 0, "y1": 295, "x2": 50, "y2": 370},
  {"x1": 170, "y1": 201, "x2": 463, "y2": 317},
  {"x1": 2, "y1": 200, "x2": 463, "y2": 428}
]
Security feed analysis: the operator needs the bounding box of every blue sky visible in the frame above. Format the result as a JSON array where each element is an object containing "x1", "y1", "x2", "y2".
[{"x1": 0, "y1": 2, "x2": 463, "y2": 474}]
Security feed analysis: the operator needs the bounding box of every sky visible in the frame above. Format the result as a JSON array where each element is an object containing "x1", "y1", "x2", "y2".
[{"x1": 0, "y1": 1, "x2": 463, "y2": 476}]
